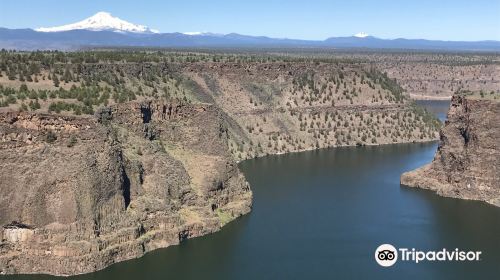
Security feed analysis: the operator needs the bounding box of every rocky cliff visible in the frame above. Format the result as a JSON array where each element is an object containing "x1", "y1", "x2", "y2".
[
  {"x1": 179, "y1": 62, "x2": 441, "y2": 160},
  {"x1": 401, "y1": 94, "x2": 500, "y2": 206},
  {"x1": 0, "y1": 100, "x2": 252, "y2": 275}
]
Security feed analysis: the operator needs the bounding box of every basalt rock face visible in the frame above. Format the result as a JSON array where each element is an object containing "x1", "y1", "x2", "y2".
[
  {"x1": 0, "y1": 100, "x2": 252, "y2": 276},
  {"x1": 401, "y1": 95, "x2": 500, "y2": 206}
]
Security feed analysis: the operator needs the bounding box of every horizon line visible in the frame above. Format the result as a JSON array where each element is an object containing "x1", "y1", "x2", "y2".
[{"x1": 1, "y1": 26, "x2": 499, "y2": 43}]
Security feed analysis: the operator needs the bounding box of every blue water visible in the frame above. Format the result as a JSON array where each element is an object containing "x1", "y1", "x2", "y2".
[{"x1": 415, "y1": 100, "x2": 450, "y2": 122}]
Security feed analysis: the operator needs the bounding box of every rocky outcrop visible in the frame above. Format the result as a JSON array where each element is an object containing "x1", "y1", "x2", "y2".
[
  {"x1": 401, "y1": 94, "x2": 500, "y2": 206},
  {"x1": 0, "y1": 100, "x2": 252, "y2": 276}
]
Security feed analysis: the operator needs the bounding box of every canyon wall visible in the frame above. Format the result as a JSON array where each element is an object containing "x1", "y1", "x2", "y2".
[
  {"x1": 401, "y1": 94, "x2": 500, "y2": 206},
  {"x1": 179, "y1": 62, "x2": 441, "y2": 160},
  {"x1": 0, "y1": 100, "x2": 252, "y2": 275}
]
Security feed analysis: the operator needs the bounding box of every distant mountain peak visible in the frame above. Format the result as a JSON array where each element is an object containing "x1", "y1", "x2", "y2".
[
  {"x1": 354, "y1": 32, "x2": 369, "y2": 38},
  {"x1": 183, "y1": 31, "x2": 225, "y2": 37},
  {"x1": 183, "y1": 31, "x2": 203, "y2": 36},
  {"x1": 35, "y1": 11, "x2": 159, "y2": 34}
]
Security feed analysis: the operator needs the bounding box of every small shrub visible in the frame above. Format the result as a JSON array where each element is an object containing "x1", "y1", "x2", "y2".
[
  {"x1": 67, "y1": 135, "x2": 77, "y2": 147},
  {"x1": 45, "y1": 131, "x2": 57, "y2": 143}
]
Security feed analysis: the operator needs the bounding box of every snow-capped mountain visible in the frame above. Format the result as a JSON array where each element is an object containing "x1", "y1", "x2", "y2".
[
  {"x1": 183, "y1": 32, "x2": 206, "y2": 36},
  {"x1": 0, "y1": 12, "x2": 498, "y2": 51},
  {"x1": 182, "y1": 32, "x2": 225, "y2": 37},
  {"x1": 35, "y1": 12, "x2": 159, "y2": 34},
  {"x1": 354, "y1": 32, "x2": 369, "y2": 38}
]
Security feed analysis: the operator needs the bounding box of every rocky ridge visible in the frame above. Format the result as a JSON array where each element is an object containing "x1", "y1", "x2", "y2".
[{"x1": 401, "y1": 94, "x2": 500, "y2": 206}]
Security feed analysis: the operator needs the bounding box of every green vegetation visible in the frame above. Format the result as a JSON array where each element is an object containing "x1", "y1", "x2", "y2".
[
  {"x1": 410, "y1": 103, "x2": 442, "y2": 130},
  {"x1": 216, "y1": 208, "x2": 234, "y2": 226},
  {"x1": 45, "y1": 131, "x2": 57, "y2": 143},
  {"x1": 67, "y1": 135, "x2": 78, "y2": 147},
  {"x1": 366, "y1": 67, "x2": 404, "y2": 103}
]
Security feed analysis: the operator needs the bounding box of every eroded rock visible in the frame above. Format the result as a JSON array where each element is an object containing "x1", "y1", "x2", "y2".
[
  {"x1": 0, "y1": 100, "x2": 252, "y2": 276},
  {"x1": 401, "y1": 94, "x2": 500, "y2": 206}
]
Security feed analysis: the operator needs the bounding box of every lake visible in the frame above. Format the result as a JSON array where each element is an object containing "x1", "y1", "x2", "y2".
[
  {"x1": 415, "y1": 100, "x2": 450, "y2": 122},
  {"x1": 4, "y1": 101, "x2": 500, "y2": 280}
]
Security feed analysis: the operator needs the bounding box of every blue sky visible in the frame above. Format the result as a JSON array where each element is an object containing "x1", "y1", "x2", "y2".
[{"x1": 1, "y1": 0, "x2": 499, "y2": 41}]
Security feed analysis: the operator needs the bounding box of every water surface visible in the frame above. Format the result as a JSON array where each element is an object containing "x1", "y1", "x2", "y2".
[{"x1": 415, "y1": 100, "x2": 450, "y2": 122}]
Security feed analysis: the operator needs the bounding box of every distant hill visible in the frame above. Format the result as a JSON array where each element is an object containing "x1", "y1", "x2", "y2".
[
  {"x1": 323, "y1": 36, "x2": 500, "y2": 51},
  {"x1": 1, "y1": 11, "x2": 498, "y2": 51}
]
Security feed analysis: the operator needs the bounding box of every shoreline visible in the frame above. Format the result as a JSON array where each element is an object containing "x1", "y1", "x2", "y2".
[{"x1": 236, "y1": 138, "x2": 439, "y2": 164}]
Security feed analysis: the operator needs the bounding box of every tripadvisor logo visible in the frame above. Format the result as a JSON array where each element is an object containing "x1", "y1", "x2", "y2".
[
  {"x1": 375, "y1": 244, "x2": 398, "y2": 267},
  {"x1": 375, "y1": 244, "x2": 482, "y2": 267}
]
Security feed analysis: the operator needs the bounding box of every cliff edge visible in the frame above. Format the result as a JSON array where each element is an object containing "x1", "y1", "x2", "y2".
[
  {"x1": 401, "y1": 94, "x2": 500, "y2": 206},
  {"x1": 0, "y1": 100, "x2": 252, "y2": 275}
]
